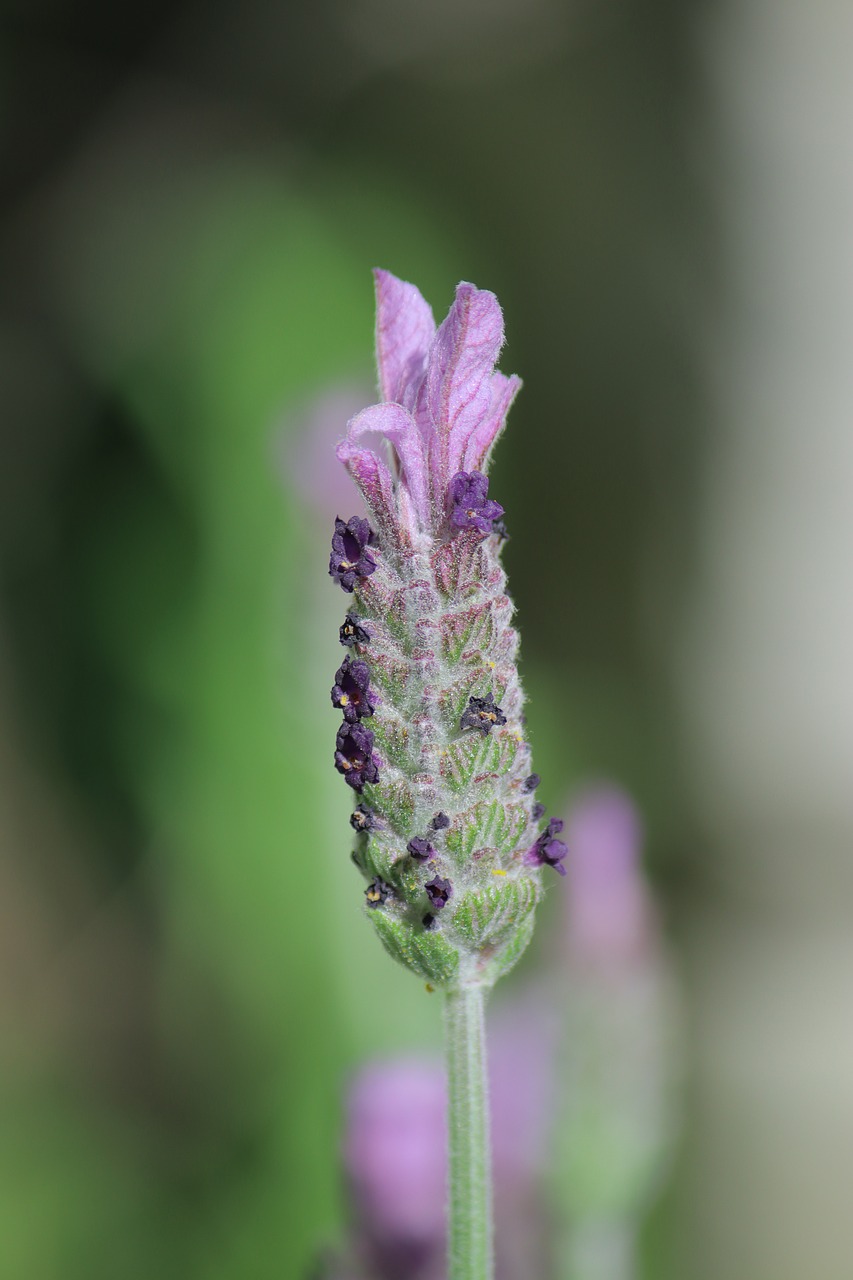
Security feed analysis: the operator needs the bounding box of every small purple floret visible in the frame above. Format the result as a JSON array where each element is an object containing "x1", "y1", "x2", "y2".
[
  {"x1": 448, "y1": 470, "x2": 505, "y2": 535},
  {"x1": 460, "y1": 692, "x2": 507, "y2": 736},
  {"x1": 340, "y1": 613, "x2": 371, "y2": 647},
  {"x1": 335, "y1": 722, "x2": 379, "y2": 791},
  {"x1": 523, "y1": 774, "x2": 540, "y2": 792},
  {"x1": 524, "y1": 817, "x2": 568, "y2": 876},
  {"x1": 407, "y1": 837, "x2": 435, "y2": 863},
  {"x1": 365, "y1": 877, "x2": 392, "y2": 908},
  {"x1": 532, "y1": 801, "x2": 546, "y2": 822},
  {"x1": 350, "y1": 804, "x2": 377, "y2": 832},
  {"x1": 430, "y1": 811, "x2": 450, "y2": 830},
  {"x1": 331, "y1": 656, "x2": 375, "y2": 722},
  {"x1": 425, "y1": 875, "x2": 453, "y2": 909},
  {"x1": 329, "y1": 515, "x2": 377, "y2": 593}
]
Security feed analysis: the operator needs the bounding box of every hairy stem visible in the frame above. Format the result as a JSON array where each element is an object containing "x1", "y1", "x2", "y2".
[{"x1": 445, "y1": 986, "x2": 493, "y2": 1280}]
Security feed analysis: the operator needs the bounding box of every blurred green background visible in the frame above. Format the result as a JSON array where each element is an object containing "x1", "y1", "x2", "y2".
[{"x1": 2, "y1": 1, "x2": 852, "y2": 1278}]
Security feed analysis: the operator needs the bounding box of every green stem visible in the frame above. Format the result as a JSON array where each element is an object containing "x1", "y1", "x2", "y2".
[{"x1": 444, "y1": 985, "x2": 493, "y2": 1280}]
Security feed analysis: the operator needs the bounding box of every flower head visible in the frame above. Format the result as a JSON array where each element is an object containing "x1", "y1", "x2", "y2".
[
  {"x1": 524, "y1": 818, "x2": 568, "y2": 876},
  {"x1": 326, "y1": 272, "x2": 559, "y2": 995},
  {"x1": 329, "y1": 516, "x2": 377, "y2": 592},
  {"x1": 331, "y1": 656, "x2": 375, "y2": 722},
  {"x1": 335, "y1": 722, "x2": 379, "y2": 791}
]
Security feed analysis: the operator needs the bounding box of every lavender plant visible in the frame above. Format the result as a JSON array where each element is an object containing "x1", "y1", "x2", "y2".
[{"x1": 327, "y1": 271, "x2": 566, "y2": 1280}]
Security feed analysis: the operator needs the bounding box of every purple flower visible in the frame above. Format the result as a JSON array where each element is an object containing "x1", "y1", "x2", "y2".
[
  {"x1": 329, "y1": 516, "x2": 377, "y2": 593},
  {"x1": 425, "y1": 875, "x2": 453, "y2": 910},
  {"x1": 340, "y1": 613, "x2": 371, "y2": 647},
  {"x1": 365, "y1": 877, "x2": 392, "y2": 908},
  {"x1": 565, "y1": 785, "x2": 650, "y2": 964},
  {"x1": 350, "y1": 803, "x2": 377, "y2": 833},
  {"x1": 448, "y1": 470, "x2": 505, "y2": 535},
  {"x1": 524, "y1": 817, "x2": 568, "y2": 876},
  {"x1": 429, "y1": 811, "x2": 450, "y2": 830},
  {"x1": 335, "y1": 722, "x2": 379, "y2": 791},
  {"x1": 407, "y1": 837, "x2": 435, "y2": 863},
  {"x1": 459, "y1": 692, "x2": 507, "y2": 735},
  {"x1": 336, "y1": 272, "x2": 521, "y2": 541},
  {"x1": 343, "y1": 1060, "x2": 447, "y2": 1277},
  {"x1": 532, "y1": 801, "x2": 546, "y2": 822},
  {"x1": 331, "y1": 656, "x2": 375, "y2": 722},
  {"x1": 523, "y1": 774, "x2": 540, "y2": 792}
]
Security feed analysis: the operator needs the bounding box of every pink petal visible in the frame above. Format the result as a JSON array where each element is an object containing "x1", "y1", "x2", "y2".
[
  {"x1": 336, "y1": 435, "x2": 400, "y2": 546},
  {"x1": 461, "y1": 371, "x2": 522, "y2": 474},
  {"x1": 423, "y1": 282, "x2": 511, "y2": 486},
  {"x1": 373, "y1": 269, "x2": 436, "y2": 406},
  {"x1": 341, "y1": 402, "x2": 429, "y2": 531}
]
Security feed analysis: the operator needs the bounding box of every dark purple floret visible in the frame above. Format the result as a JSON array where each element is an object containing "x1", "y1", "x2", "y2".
[
  {"x1": 349, "y1": 804, "x2": 377, "y2": 833},
  {"x1": 524, "y1": 817, "x2": 568, "y2": 876},
  {"x1": 459, "y1": 692, "x2": 507, "y2": 736},
  {"x1": 335, "y1": 722, "x2": 379, "y2": 791},
  {"x1": 448, "y1": 470, "x2": 505, "y2": 535},
  {"x1": 422, "y1": 913, "x2": 437, "y2": 931},
  {"x1": 329, "y1": 516, "x2": 377, "y2": 593},
  {"x1": 491, "y1": 518, "x2": 509, "y2": 543},
  {"x1": 365, "y1": 877, "x2": 392, "y2": 908},
  {"x1": 339, "y1": 613, "x2": 371, "y2": 647},
  {"x1": 331, "y1": 656, "x2": 375, "y2": 722},
  {"x1": 425, "y1": 875, "x2": 453, "y2": 910},
  {"x1": 523, "y1": 773, "x2": 541, "y2": 792},
  {"x1": 532, "y1": 801, "x2": 547, "y2": 822},
  {"x1": 430, "y1": 811, "x2": 450, "y2": 830},
  {"x1": 407, "y1": 837, "x2": 435, "y2": 863}
]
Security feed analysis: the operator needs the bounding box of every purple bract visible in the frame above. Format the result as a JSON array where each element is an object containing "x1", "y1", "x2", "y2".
[{"x1": 336, "y1": 271, "x2": 520, "y2": 542}]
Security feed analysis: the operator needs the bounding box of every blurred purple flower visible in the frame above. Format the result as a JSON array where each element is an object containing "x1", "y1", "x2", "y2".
[
  {"x1": 564, "y1": 784, "x2": 652, "y2": 966},
  {"x1": 344, "y1": 1060, "x2": 447, "y2": 1280},
  {"x1": 286, "y1": 382, "x2": 370, "y2": 519}
]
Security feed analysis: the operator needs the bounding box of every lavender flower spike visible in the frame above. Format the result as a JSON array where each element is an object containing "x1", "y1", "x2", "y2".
[{"x1": 328, "y1": 271, "x2": 559, "y2": 995}]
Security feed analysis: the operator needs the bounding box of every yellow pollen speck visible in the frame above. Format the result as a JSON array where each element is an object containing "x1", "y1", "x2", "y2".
[
  {"x1": 340, "y1": 694, "x2": 349, "y2": 705},
  {"x1": 491, "y1": 869, "x2": 507, "y2": 877},
  {"x1": 488, "y1": 661, "x2": 496, "y2": 669}
]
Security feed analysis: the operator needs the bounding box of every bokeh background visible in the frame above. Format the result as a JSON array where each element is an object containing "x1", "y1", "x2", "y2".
[{"x1": 1, "y1": 1, "x2": 852, "y2": 1277}]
